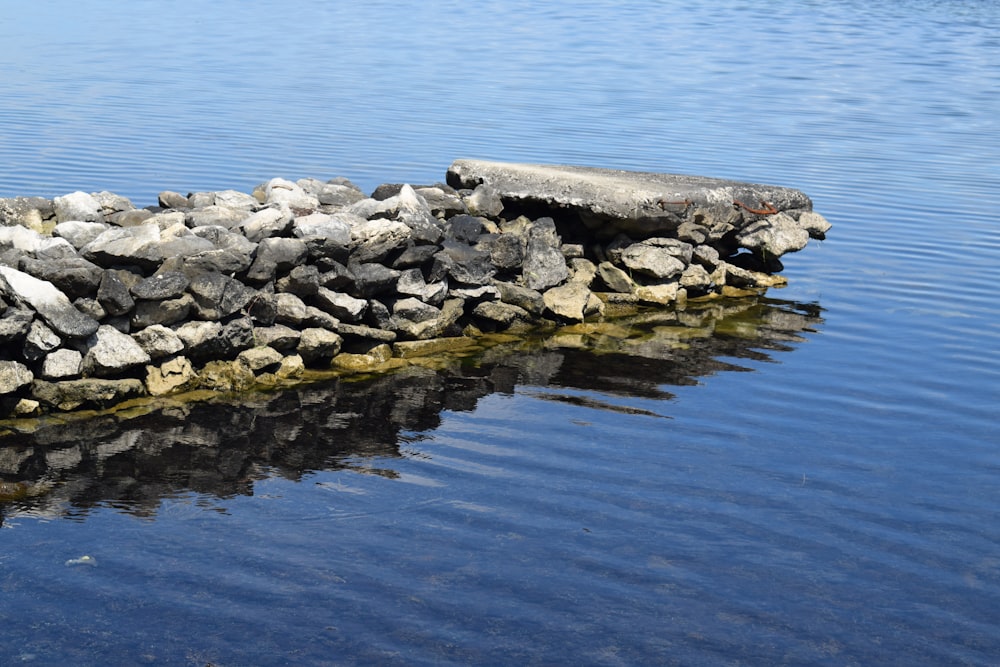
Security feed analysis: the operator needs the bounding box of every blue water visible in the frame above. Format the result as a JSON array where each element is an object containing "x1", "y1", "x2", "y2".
[{"x1": 2, "y1": 1, "x2": 1000, "y2": 665}]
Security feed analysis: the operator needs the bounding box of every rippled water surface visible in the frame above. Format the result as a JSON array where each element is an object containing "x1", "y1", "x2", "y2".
[{"x1": 2, "y1": 1, "x2": 1000, "y2": 665}]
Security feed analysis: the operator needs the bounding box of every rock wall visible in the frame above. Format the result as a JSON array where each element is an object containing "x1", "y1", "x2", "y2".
[{"x1": 0, "y1": 162, "x2": 829, "y2": 418}]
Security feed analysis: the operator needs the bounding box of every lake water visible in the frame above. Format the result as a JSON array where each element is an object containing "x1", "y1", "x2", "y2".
[{"x1": 2, "y1": 1, "x2": 999, "y2": 665}]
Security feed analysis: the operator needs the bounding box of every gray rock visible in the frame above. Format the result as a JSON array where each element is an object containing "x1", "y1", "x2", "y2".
[
  {"x1": 81, "y1": 325, "x2": 151, "y2": 377},
  {"x1": 185, "y1": 205, "x2": 246, "y2": 230},
  {"x1": 80, "y1": 224, "x2": 163, "y2": 270},
  {"x1": 237, "y1": 346, "x2": 284, "y2": 373},
  {"x1": 349, "y1": 218, "x2": 411, "y2": 263},
  {"x1": 292, "y1": 212, "x2": 351, "y2": 245},
  {"x1": 304, "y1": 306, "x2": 341, "y2": 331},
  {"x1": 33, "y1": 236, "x2": 80, "y2": 261},
  {"x1": 41, "y1": 348, "x2": 83, "y2": 379},
  {"x1": 392, "y1": 297, "x2": 441, "y2": 324},
  {"x1": 414, "y1": 186, "x2": 467, "y2": 218},
  {"x1": 260, "y1": 178, "x2": 319, "y2": 210},
  {"x1": 522, "y1": 237, "x2": 568, "y2": 291},
  {"x1": 692, "y1": 244, "x2": 721, "y2": 270},
  {"x1": 132, "y1": 324, "x2": 185, "y2": 359},
  {"x1": 445, "y1": 214, "x2": 486, "y2": 244},
  {"x1": 274, "y1": 292, "x2": 309, "y2": 325},
  {"x1": 350, "y1": 262, "x2": 400, "y2": 298},
  {"x1": 74, "y1": 297, "x2": 108, "y2": 322},
  {"x1": 314, "y1": 288, "x2": 367, "y2": 322},
  {"x1": 251, "y1": 324, "x2": 301, "y2": 352},
  {"x1": 335, "y1": 322, "x2": 397, "y2": 343},
  {"x1": 434, "y1": 241, "x2": 495, "y2": 286},
  {"x1": 241, "y1": 206, "x2": 291, "y2": 242},
  {"x1": 53, "y1": 191, "x2": 103, "y2": 223},
  {"x1": 597, "y1": 261, "x2": 635, "y2": 293},
  {"x1": 97, "y1": 270, "x2": 136, "y2": 317},
  {"x1": 464, "y1": 183, "x2": 504, "y2": 218},
  {"x1": 472, "y1": 300, "x2": 530, "y2": 327},
  {"x1": 568, "y1": 257, "x2": 597, "y2": 286},
  {"x1": 0, "y1": 360, "x2": 33, "y2": 395},
  {"x1": 276, "y1": 264, "x2": 320, "y2": 297},
  {"x1": 0, "y1": 225, "x2": 47, "y2": 255},
  {"x1": 187, "y1": 272, "x2": 257, "y2": 320},
  {"x1": 23, "y1": 320, "x2": 61, "y2": 362},
  {"x1": 618, "y1": 238, "x2": 692, "y2": 279},
  {"x1": 297, "y1": 328, "x2": 343, "y2": 364},
  {"x1": 19, "y1": 257, "x2": 104, "y2": 299},
  {"x1": 396, "y1": 268, "x2": 448, "y2": 305},
  {"x1": 679, "y1": 263, "x2": 713, "y2": 292},
  {"x1": 316, "y1": 182, "x2": 366, "y2": 208},
  {"x1": 736, "y1": 212, "x2": 810, "y2": 257},
  {"x1": 188, "y1": 192, "x2": 216, "y2": 208},
  {"x1": 53, "y1": 220, "x2": 110, "y2": 250},
  {"x1": 158, "y1": 191, "x2": 190, "y2": 209},
  {"x1": 0, "y1": 266, "x2": 100, "y2": 338},
  {"x1": 0, "y1": 196, "x2": 53, "y2": 228},
  {"x1": 477, "y1": 233, "x2": 523, "y2": 271},
  {"x1": 246, "y1": 238, "x2": 308, "y2": 283},
  {"x1": 213, "y1": 189, "x2": 258, "y2": 213},
  {"x1": 392, "y1": 243, "x2": 439, "y2": 270},
  {"x1": 0, "y1": 308, "x2": 34, "y2": 344},
  {"x1": 174, "y1": 317, "x2": 254, "y2": 362},
  {"x1": 796, "y1": 210, "x2": 832, "y2": 239},
  {"x1": 92, "y1": 191, "x2": 135, "y2": 219},
  {"x1": 131, "y1": 294, "x2": 193, "y2": 328},
  {"x1": 32, "y1": 378, "x2": 145, "y2": 411},
  {"x1": 493, "y1": 281, "x2": 546, "y2": 316},
  {"x1": 130, "y1": 271, "x2": 190, "y2": 300}
]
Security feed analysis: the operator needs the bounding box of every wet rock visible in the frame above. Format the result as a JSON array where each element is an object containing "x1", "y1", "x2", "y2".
[
  {"x1": 0, "y1": 361, "x2": 33, "y2": 395},
  {"x1": 145, "y1": 356, "x2": 197, "y2": 396},
  {"x1": 472, "y1": 300, "x2": 530, "y2": 328},
  {"x1": 81, "y1": 325, "x2": 152, "y2": 377},
  {"x1": 31, "y1": 378, "x2": 145, "y2": 411},
  {"x1": 797, "y1": 210, "x2": 832, "y2": 239},
  {"x1": 197, "y1": 359, "x2": 256, "y2": 392},
  {"x1": 0, "y1": 266, "x2": 100, "y2": 338}
]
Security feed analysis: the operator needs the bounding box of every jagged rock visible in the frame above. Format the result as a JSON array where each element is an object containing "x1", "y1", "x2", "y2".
[
  {"x1": 597, "y1": 261, "x2": 635, "y2": 293},
  {"x1": 392, "y1": 243, "x2": 439, "y2": 270},
  {"x1": 679, "y1": 263, "x2": 713, "y2": 292},
  {"x1": 0, "y1": 361, "x2": 33, "y2": 395},
  {"x1": 23, "y1": 320, "x2": 61, "y2": 362},
  {"x1": 543, "y1": 282, "x2": 594, "y2": 322},
  {"x1": 0, "y1": 309, "x2": 34, "y2": 344},
  {"x1": 618, "y1": 238, "x2": 692, "y2": 279},
  {"x1": 213, "y1": 189, "x2": 258, "y2": 213},
  {"x1": 635, "y1": 282, "x2": 682, "y2": 305},
  {"x1": 493, "y1": 281, "x2": 546, "y2": 316},
  {"x1": 0, "y1": 196, "x2": 52, "y2": 229},
  {"x1": 350, "y1": 262, "x2": 400, "y2": 298},
  {"x1": 258, "y1": 178, "x2": 319, "y2": 210},
  {"x1": 414, "y1": 186, "x2": 466, "y2": 218},
  {"x1": 274, "y1": 293, "x2": 309, "y2": 326},
  {"x1": 132, "y1": 324, "x2": 185, "y2": 359},
  {"x1": 31, "y1": 378, "x2": 145, "y2": 411},
  {"x1": 19, "y1": 256, "x2": 103, "y2": 300},
  {"x1": 434, "y1": 241, "x2": 495, "y2": 286},
  {"x1": 297, "y1": 328, "x2": 344, "y2": 363},
  {"x1": 245, "y1": 238, "x2": 308, "y2": 283},
  {"x1": 276, "y1": 264, "x2": 320, "y2": 297},
  {"x1": 736, "y1": 212, "x2": 810, "y2": 257},
  {"x1": 275, "y1": 353, "x2": 305, "y2": 379},
  {"x1": 464, "y1": 183, "x2": 504, "y2": 218},
  {"x1": 96, "y1": 270, "x2": 135, "y2": 317},
  {"x1": 349, "y1": 218, "x2": 411, "y2": 263},
  {"x1": 241, "y1": 207, "x2": 291, "y2": 242},
  {"x1": 477, "y1": 233, "x2": 523, "y2": 272},
  {"x1": 52, "y1": 221, "x2": 110, "y2": 250},
  {"x1": 145, "y1": 356, "x2": 197, "y2": 396},
  {"x1": 187, "y1": 272, "x2": 256, "y2": 321},
  {"x1": 314, "y1": 288, "x2": 367, "y2": 322},
  {"x1": 41, "y1": 349, "x2": 83, "y2": 380},
  {"x1": 197, "y1": 359, "x2": 256, "y2": 392},
  {"x1": 396, "y1": 268, "x2": 448, "y2": 305},
  {"x1": 0, "y1": 266, "x2": 100, "y2": 338},
  {"x1": 130, "y1": 271, "x2": 189, "y2": 300},
  {"x1": 336, "y1": 322, "x2": 397, "y2": 344},
  {"x1": 0, "y1": 225, "x2": 47, "y2": 255},
  {"x1": 315, "y1": 182, "x2": 366, "y2": 208},
  {"x1": 445, "y1": 214, "x2": 486, "y2": 244},
  {"x1": 252, "y1": 324, "x2": 301, "y2": 352},
  {"x1": 292, "y1": 212, "x2": 351, "y2": 245},
  {"x1": 53, "y1": 191, "x2": 102, "y2": 223},
  {"x1": 392, "y1": 297, "x2": 441, "y2": 324},
  {"x1": 175, "y1": 317, "x2": 254, "y2": 362},
  {"x1": 568, "y1": 257, "x2": 597, "y2": 286},
  {"x1": 131, "y1": 294, "x2": 194, "y2": 329},
  {"x1": 472, "y1": 300, "x2": 530, "y2": 327},
  {"x1": 797, "y1": 210, "x2": 832, "y2": 239},
  {"x1": 304, "y1": 306, "x2": 340, "y2": 331},
  {"x1": 237, "y1": 346, "x2": 284, "y2": 373},
  {"x1": 80, "y1": 224, "x2": 163, "y2": 269},
  {"x1": 81, "y1": 325, "x2": 151, "y2": 377}
]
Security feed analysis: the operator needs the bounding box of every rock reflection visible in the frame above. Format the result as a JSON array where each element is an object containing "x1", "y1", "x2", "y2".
[{"x1": 0, "y1": 295, "x2": 823, "y2": 523}]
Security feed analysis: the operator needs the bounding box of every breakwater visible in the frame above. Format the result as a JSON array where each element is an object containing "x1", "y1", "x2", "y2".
[{"x1": 0, "y1": 160, "x2": 829, "y2": 420}]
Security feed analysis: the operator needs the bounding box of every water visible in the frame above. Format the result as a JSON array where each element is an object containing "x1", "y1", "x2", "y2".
[{"x1": 2, "y1": 1, "x2": 999, "y2": 664}]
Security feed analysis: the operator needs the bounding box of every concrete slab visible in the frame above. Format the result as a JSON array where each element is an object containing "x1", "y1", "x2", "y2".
[{"x1": 447, "y1": 159, "x2": 816, "y2": 237}]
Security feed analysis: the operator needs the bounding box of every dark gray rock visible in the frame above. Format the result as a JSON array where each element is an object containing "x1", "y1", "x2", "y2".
[
  {"x1": 349, "y1": 262, "x2": 400, "y2": 298},
  {"x1": 23, "y1": 320, "x2": 61, "y2": 362},
  {"x1": 130, "y1": 271, "x2": 190, "y2": 300},
  {"x1": 246, "y1": 238, "x2": 308, "y2": 284},
  {"x1": 276, "y1": 264, "x2": 320, "y2": 297},
  {"x1": 131, "y1": 294, "x2": 193, "y2": 329},
  {"x1": 445, "y1": 215, "x2": 486, "y2": 244},
  {"x1": 96, "y1": 270, "x2": 136, "y2": 317},
  {"x1": 187, "y1": 272, "x2": 257, "y2": 321},
  {"x1": 493, "y1": 281, "x2": 546, "y2": 316},
  {"x1": 175, "y1": 317, "x2": 254, "y2": 363},
  {"x1": 19, "y1": 257, "x2": 104, "y2": 299},
  {"x1": 0, "y1": 308, "x2": 34, "y2": 344},
  {"x1": 317, "y1": 261, "x2": 355, "y2": 291},
  {"x1": 434, "y1": 241, "x2": 495, "y2": 286},
  {"x1": 522, "y1": 237, "x2": 568, "y2": 291},
  {"x1": 476, "y1": 233, "x2": 523, "y2": 272},
  {"x1": 391, "y1": 243, "x2": 439, "y2": 270}
]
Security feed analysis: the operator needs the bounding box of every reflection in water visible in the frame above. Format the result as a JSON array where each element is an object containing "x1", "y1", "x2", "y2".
[{"x1": 0, "y1": 295, "x2": 822, "y2": 525}]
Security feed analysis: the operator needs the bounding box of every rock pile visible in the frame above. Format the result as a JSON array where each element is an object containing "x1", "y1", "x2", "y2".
[{"x1": 0, "y1": 160, "x2": 829, "y2": 418}]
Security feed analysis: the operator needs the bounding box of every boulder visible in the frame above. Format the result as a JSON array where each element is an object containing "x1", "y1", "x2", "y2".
[
  {"x1": 292, "y1": 212, "x2": 351, "y2": 245},
  {"x1": 237, "y1": 346, "x2": 284, "y2": 373},
  {"x1": 81, "y1": 325, "x2": 152, "y2": 377},
  {"x1": 96, "y1": 270, "x2": 136, "y2": 317},
  {"x1": 53, "y1": 191, "x2": 102, "y2": 223},
  {"x1": 145, "y1": 356, "x2": 198, "y2": 396},
  {"x1": 23, "y1": 320, "x2": 61, "y2": 362},
  {"x1": 245, "y1": 238, "x2": 308, "y2": 283},
  {"x1": 0, "y1": 309, "x2": 34, "y2": 344},
  {"x1": 52, "y1": 221, "x2": 108, "y2": 250},
  {"x1": 132, "y1": 324, "x2": 185, "y2": 359},
  {"x1": 617, "y1": 238, "x2": 692, "y2": 279},
  {"x1": 350, "y1": 262, "x2": 400, "y2": 298},
  {"x1": 0, "y1": 361, "x2": 33, "y2": 395},
  {"x1": 18, "y1": 257, "x2": 103, "y2": 299},
  {"x1": 187, "y1": 271, "x2": 257, "y2": 320},
  {"x1": 31, "y1": 378, "x2": 145, "y2": 411},
  {"x1": 297, "y1": 328, "x2": 344, "y2": 363},
  {"x1": 131, "y1": 294, "x2": 194, "y2": 329},
  {"x1": 185, "y1": 205, "x2": 246, "y2": 229},
  {"x1": 80, "y1": 224, "x2": 163, "y2": 269},
  {"x1": 349, "y1": 218, "x2": 411, "y2": 263},
  {"x1": 41, "y1": 348, "x2": 83, "y2": 380},
  {"x1": 251, "y1": 324, "x2": 301, "y2": 352},
  {"x1": 313, "y1": 288, "x2": 367, "y2": 322},
  {"x1": 240, "y1": 206, "x2": 291, "y2": 242},
  {"x1": 736, "y1": 212, "x2": 810, "y2": 257},
  {"x1": 543, "y1": 282, "x2": 593, "y2": 322},
  {"x1": 130, "y1": 271, "x2": 190, "y2": 300},
  {"x1": 0, "y1": 266, "x2": 100, "y2": 338}
]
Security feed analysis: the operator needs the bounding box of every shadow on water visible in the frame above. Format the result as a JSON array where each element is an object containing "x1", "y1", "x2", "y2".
[{"x1": 0, "y1": 295, "x2": 822, "y2": 525}]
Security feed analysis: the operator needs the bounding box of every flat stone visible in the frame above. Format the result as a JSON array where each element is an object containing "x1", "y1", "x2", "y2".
[
  {"x1": 31, "y1": 378, "x2": 145, "y2": 411},
  {"x1": 447, "y1": 159, "x2": 816, "y2": 237},
  {"x1": 251, "y1": 324, "x2": 301, "y2": 352},
  {"x1": 392, "y1": 336, "x2": 478, "y2": 359}
]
